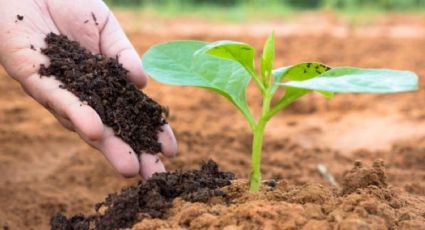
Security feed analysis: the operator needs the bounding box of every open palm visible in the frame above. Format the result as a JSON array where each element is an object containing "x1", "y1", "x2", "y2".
[{"x1": 0, "y1": 0, "x2": 177, "y2": 178}]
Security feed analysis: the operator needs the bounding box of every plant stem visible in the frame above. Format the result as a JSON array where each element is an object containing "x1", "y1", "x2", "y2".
[
  {"x1": 249, "y1": 91, "x2": 272, "y2": 192},
  {"x1": 249, "y1": 119, "x2": 266, "y2": 191},
  {"x1": 264, "y1": 90, "x2": 306, "y2": 122}
]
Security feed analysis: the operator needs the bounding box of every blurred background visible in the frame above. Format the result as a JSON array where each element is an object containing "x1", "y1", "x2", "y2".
[
  {"x1": 104, "y1": 0, "x2": 425, "y2": 12},
  {"x1": 103, "y1": 0, "x2": 425, "y2": 21},
  {"x1": 101, "y1": 0, "x2": 425, "y2": 40}
]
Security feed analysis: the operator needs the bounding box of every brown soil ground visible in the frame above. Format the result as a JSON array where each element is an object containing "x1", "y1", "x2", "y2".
[
  {"x1": 134, "y1": 161, "x2": 425, "y2": 230},
  {"x1": 1, "y1": 14, "x2": 425, "y2": 229}
]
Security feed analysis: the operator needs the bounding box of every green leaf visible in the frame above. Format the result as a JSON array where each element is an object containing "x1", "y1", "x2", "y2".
[
  {"x1": 261, "y1": 31, "x2": 275, "y2": 86},
  {"x1": 267, "y1": 62, "x2": 333, "y2": 118},
  {"x1": 271, "y1": 62, "x2": 332, "y2": 95},
  {"x1": 274, "y1": 62, "x2": 332, "y2": 82},
  {"x1": 317, "y1": 90, "x2": 334, "y2": 99},
  {"x1": 194, "y1": 40, "x2": 256, "y2": 73},
  {"x1": 282, "y1": 67, "x2": 418, "y2": 93},
  {"x1": 142, "y1": 40, "x2": 255, "y2": 128}
]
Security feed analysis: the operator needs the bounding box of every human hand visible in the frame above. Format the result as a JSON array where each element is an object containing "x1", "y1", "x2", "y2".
[{"x1": 0, "y1": 0, "x2": 177, "y2": 178}]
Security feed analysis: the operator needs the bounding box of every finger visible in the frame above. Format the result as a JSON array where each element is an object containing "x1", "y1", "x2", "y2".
[
  {"x1": 158, "y1": 124, "x2": 178, "y2": 157},
  {"x1": 99, "y1": 11, "x2": 148, "y2": 88},
  {"x1": 68, "y1": 103, "x2": 103, "y2": 140},
  {"x1": 99, "y1": 131, "x2": 140, "y2": 177},
  {"x1": 22, "y1": 74, "x2": 104, "y2": 141},
  {"x1": 78, "y1": 127, "x2": 140, "y2": 178},
  {"x1": 51, "y1": 110, "x2": 75, "y2": 131},
  {"x1": 140, "y1": 153, "x2": 165, "y2": 179}
]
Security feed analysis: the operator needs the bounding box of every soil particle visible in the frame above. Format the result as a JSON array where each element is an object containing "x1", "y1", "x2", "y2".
[
  {"x1": 16, "y1": 15, "x2": 23, "y2": 21},
  {"x1": 264, "y1": 179, "x2": 277, "y2": 188},
  {"x1": 91, "y1": 12, "x2": 99, "y2": 26},
  {"x1": 50, "y1": 160, "x2": 234, "y2": 230},
  {"x1": 38, "y1": 33, "x2": 166, "y2": 154},
  {"x1": 30, "y1": 45, "x2": 36, "y2": 51}
]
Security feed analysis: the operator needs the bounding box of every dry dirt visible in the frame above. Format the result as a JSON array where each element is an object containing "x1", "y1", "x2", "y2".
[
  {"x1": 134, "y1": 161, "x2": 425, "y2": 230},
  {"x1": 1, "y1": 14, "x2": 425, "y2": 229}
]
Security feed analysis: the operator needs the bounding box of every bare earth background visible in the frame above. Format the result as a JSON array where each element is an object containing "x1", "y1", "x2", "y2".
[{"x1": 0, "y1": 13, "x2": 425, "y2": 229}]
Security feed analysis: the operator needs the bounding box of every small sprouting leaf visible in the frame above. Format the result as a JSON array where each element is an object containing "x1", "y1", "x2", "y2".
[
  {"x1": 194, "y1": 40, "x2": 256, "y2": 73},
  {"x1": 142, "y1": 40, "x2": 255, "y2": 127},
  {"x1": 282, "y1": 67, "x2": 418, "y2": 93},
  {"x1": 261, "y1": 31, "x2": 275, "y2": 86}
]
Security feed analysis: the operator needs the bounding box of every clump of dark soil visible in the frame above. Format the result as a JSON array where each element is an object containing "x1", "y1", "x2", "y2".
[
  {"x1": 50, "y1": 160, "x2": 234, "y2": 230},
  {"x1": 39, "y1": 33, "x2": 166, "y2": 154}
]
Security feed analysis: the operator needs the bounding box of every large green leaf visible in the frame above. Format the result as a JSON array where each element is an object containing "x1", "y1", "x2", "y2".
[
  {"x1": 194, "y1": 40, "x2": 256, "y2": 73},
  {"x1": 282, "y1": 67, "x2": 418, "y2": 93},
  {"x1": 142, "y1": 40, "x2": 254, "y2": 126}
]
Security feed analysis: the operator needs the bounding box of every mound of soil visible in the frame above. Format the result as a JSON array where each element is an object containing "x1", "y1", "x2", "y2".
[
  {"x1": 50, "y1": 160, "x2": 425, "y2": 230},
  {"x1": 50, "y1": 160, "x2": 234, "y2": 230},
  {"x1": 39, "y1": 33, "x2": 166, "y2": 154},
  {"x1": 341, "y1": 160, "x2": 387, "y2": 195},
  {"x1": 132, "y1": 161, "x2": 425, "y2": 230}
]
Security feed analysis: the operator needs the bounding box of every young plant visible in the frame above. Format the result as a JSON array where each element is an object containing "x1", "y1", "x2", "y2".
[{"x1": 142, "y1": 32, "x2": 418, "y2": 192}]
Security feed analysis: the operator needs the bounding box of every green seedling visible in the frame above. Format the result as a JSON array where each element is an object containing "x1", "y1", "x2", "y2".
[{"x1": 142, "y1": 32, "x2": 418, "y2": 192}]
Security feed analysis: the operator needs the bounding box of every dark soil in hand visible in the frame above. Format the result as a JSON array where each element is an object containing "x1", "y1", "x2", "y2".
[
  {"x1": 50, "y1": 160, "x2": 234, "y2": 230},
  {"x1": 39, "y1": 33, "x2": 166, "y2": 154}
]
